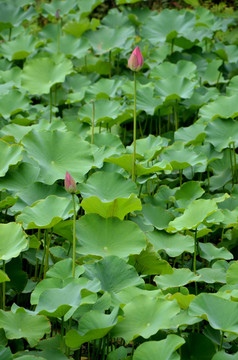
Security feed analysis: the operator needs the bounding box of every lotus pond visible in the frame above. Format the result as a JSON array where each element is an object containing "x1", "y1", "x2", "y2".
[{"x1": 0, "y1": 0, "x2": 238, "y2": 359}]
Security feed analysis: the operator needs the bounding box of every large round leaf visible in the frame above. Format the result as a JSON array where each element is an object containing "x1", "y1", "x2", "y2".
[
  {"x1": 0, "y1": 90, "x2": 30, "y2": 118},
  {"x1": 0, "y1": 310, "x2": 50, "y2": 347},
  {"x1": 16, "y1": 195, "x2": 78, "y2": 230},
  {"x1": 155, "y1": 269, "x2": 200, "y2": 290},
  {"x1": 189, "y1": 293, "x2": 238, "y2": 334},
  {"x1": 0, "y1": 223, "x2": 27, "y2": 261},
  {"x1": 142, "y1": 204, "x2": 174, "y2": 230},
  {"x1": 167, "y1": 199, "x2": 218, "y2": 232},
  {"x1": 212, "y1": 351, "x2": 238, "y2": 360},
  {"x1": 75, "y1": 214, "x2": 146, "y2": 257},
  {"x1": 199, "y1": 95, "x2": 238, "y2": 122},
  {"x1": 21, "y1": 129, "x2": 94, "y2": 184},
  {"x1": 21, "y1": 54, "x2": 73, "y2": 95},
  {"x1": 133, "y1": 335, "x2": 185, "y2": 360},
  {"x1": 126, "y1": 135, "x2": 169, "y2": 161},
  {"x1": 155, "y1": 76, "x2": 196, "y2": 101},
  {"x1": 0, "y1": 33, "x2": 38, "y2": 61},
  {"x1": 111, "y1": 295, "x2": 180, "y2": 343},
  {"x1": 80, "y1": 172, "x2": 141, "y2": 219},
  {"x1": 150, "y1": 60, "x2": 197, "y2": 80},
  {"x1": 0, "y1": 139, "x2": 22, "y2": 177},
  {"x1": 78, "y1": 99, "x2": 122, "y2": 125},
  {"x1": 205, "y1": 118, "x2": 238, "y2": 151},
  {"x1": 84, "y1": 256, "x2": 143, "y2": 293}
]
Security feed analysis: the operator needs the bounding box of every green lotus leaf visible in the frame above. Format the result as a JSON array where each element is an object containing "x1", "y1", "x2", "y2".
[
  {"x1": 84, "y1": 26, "x2": 134, "y2": 54},
  {"x1": 0, "y1": 33, "x2": 38, "y2": 61},
  {"x1": 161, "y1": 142, "x2": 207, "y2": 170},
  {"x1": 212, "y1": 351, "x2": 238, "y2": 360},
  {"x1": 226, "y1": 262, "x2": 238, "y2": 285},
  {"x1": 141, "y1": 9, "x2": 195, "y2": 45},
  {"x1": 79, "y1": 172, "x2": 141, "y2": 219},
  {"x1": 13, "y1": 356, "x2": 45, "y2": 360},
  {"x1": 167, "y1": 199, "x2": 218, "y2": 232},
  {"x1": 133, "y1": 334, "x2": 185, "y2": 360},
  {"x1": 127, "y1": 135, "x2": 169, "y2": 161},
  {"x1": 105, "y1": 154, "x2": 172, "y2": 176},
  {"x1": 76, "y1": 214, "x2": 146, "y2": 257},
  {"x1": 21, "y1": 129, "x2": 94, "y2": 185},
  {"x1": 175, "y1": 123, "x2": 206, "y2": 146},
  {"x1": 46, "y1": 259, "x2": 84, "y2": 280},
  {"x1": 65, "y1": 307, "x2": 118, "y2": 349},
  {"x1": 133, "y1": 247, "x2": 172, "y2": 276},
  {"x1": 199, "y1": 95, "x2": 238, "y2": 122},
  {"x1": 85, "y1": 78, "x2": 123, "y2": 99},
  {"x1": 78, "y1": 99, "x2": 122, "y2": 125},
  {"x1": 197, "y1": 261, "x2": 228, "y2": 284},
  {"x1": 189, "y1": 293, "x2": 238, "y2": 334},
  {"x1": 199, "y1": 243, "x2": 233, "y2": 262},
  {"x1": 136, "y1": 87, "x2": 163, "y2": 116},
  {"x1": 84, "y1": 256, "x2": 143, "y2": 293},
  {"x1": 0, "y1": 140, "x2": 22, "y2": 177},
  {"x1": 63, "y1": 18, "x2": 100, "y2": 38},
  {"x1": 205, "y1": 118, "x2": 238, "y2": 152},
  {"x1": 47, "y1": 35, "x2": 90, "y2": 59},
  {"x1": 35, "y1": 279, "x2": 87, "y2": 317},
  {"x1": 200, "y1": 59, "x2": 225, "y2": 86},
  {"x1": 111, "y1": 295, "x2": 180, "y2": 343},
  {"x1": 78, "y1": 0, "x2": 104, "y2": 17},
  {"x1": 183, "y1": 87, "x2": 219, "y2": 109},
  {"x1": 0, "y1": 310, "x2": 50, "y2": 347},
  {"x1": 0, "y1": 3, "x2": 36, "y2": 30},
  {"x1": 170, "y1": 293, "x2": 195, "y2": 311},
  {"x1": 175, "y1": 181, "x2": 205, "y2": 209},
  {"x1": 155, "y1": 76, "x2": 196, "y2": 101},
  {"x1": 21, "y1": 54, "x2": 73, "y2": 95},
  {"x1": 0, "y1": 90, "x2": 30, "y2": 119},
  {"x1": 0, "y1": 162, "x2": 39, "y2": 192},
  {"x1": 0, "y1": 223, "x2": 28, "y2": 261},
  {"x1": 107, "y1": 346, "x2": 129, "y2": 360},
  {"x1": 42, "y1": 0, "x2": 77, "y2": 16},
  {"x1": 150, "y1": 60, "x2": 197, "y2": 80},
  {"x1": 142, "y1": 204, "x2": 174, "y2": 230},
  {"x1": 181, "y1": 333, "x2": 216, "y2": 360},
  {"x1": 147, "y1": 231, "x2": 194, "y2": 257},
  {"x1": 226, "y1": 75, "x2": 238, "y2": 96},
  {"x1": 155, "y1": 268, "x2": 200, "y2": 290},
  {"x1": 0, "y1": 270, "x2": 10, "y2": 284},
  {"x1": 16, "y1": 195, "x2": 78, "y2": 230}
]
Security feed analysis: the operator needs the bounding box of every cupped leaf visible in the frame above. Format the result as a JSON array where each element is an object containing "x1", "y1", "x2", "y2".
[
  {"x1": 0, "y1": 310, "x2": 50, "y2": 347},
  {"x1": 47, "y1": 35, "x2": 90, "y2": 59},
  {"x1": 65, "y1": 308, "x2": 118, "y2": 349},
  {"x1": 21, "y1": 129, "x2": 94, "y2": 185},
  {"x1": 189, "y1": 293, "x2": 238, "y2": 334},
  {"x1": 212, "y1": 351, "x2": 238, "y2": 360},
  {"x1": 0, "y1": 140, "x2": 22, "y2": 177},
  {"x1": 0, "y1": 33, "x2": 38, "y2": 61},
  {"x1": 133, "y1": 334, "x2": 185, "y2": 360},
  {"x1": 147, "y1": 231, "x2": 194, "y2": 257},
  {"x1": 21, "y1": 54, "x2": 73, "y2": 95},
  {"x1": 84, "y1": 256, "x2": 143, "y2": 293},
  {"x1": 78, "y1": 99, "x2": 122, "y2": 125},
  {"x1": 111, "y1": 295, "x2": 180, "y2": 343},
  {"x1": 16, "y1": 195, "x2": 77, "y2": 230},
  {"x1": 155, "y1": 76, "x2": 196, "y2": 101},
  {"x1": 142, "y1": 204, "x2": 174, "y2": 230},
  {"x1": 167, "y1": 199, "x2": 218, "y2": 232},
  {"x1": 136, "y1": 87, "x2": 163, "y2": 116},
  {"x1": 205, "y1": 118, "x2": 238, "y2": 152},
  {"x1": 175, "y1": 181, "x2": 205, "y2": 209},
  {"x1": 226, "y1": 262, "x2": 238, "y2": 285},
  {"x1": 76, "y1": 214, "x2": 146, "y2": 257},
  {"x1": 46, "y1": 259, "x2": 84, "y2": 280},
  {"x1": 150, "y1": 60, "x2": 197, "y2": 80},
  {"x1": 199, "y1": 95, "x2": 238, "y2": 122},
  {"x1": 126, "y1": 135, "x2": 169, "y2": 161},
  {"x1": 155, "y1": 268, "x2": 200, "y2": 290},
  {"x1": 199, "y1": 243, "x2": 233, "y2": 262},
  {"x1": 0, "y1": 223, "x2": 27, "y2": 261},
  {"x1": 0, "y1": 162, "x2": 39, "y2": 192},
  {"x1": 0, "y1": 90, "x2": 29, "y2": 119},
  {"x1": 197, "y1": 261, "x2": 228, "y2": 284}
]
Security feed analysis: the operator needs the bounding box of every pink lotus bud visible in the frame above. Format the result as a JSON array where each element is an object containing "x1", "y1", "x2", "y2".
[
  {"x1": 64, "y1": 172, "x2": 77, "y2": 194},
  {"x1": 128, "y1": 46, "x2": 144, "y2": 72}
]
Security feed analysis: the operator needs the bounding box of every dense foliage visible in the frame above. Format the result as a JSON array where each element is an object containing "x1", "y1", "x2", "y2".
[{"x1": 0, "y1": 0, "x2": 238, "y2": 359}]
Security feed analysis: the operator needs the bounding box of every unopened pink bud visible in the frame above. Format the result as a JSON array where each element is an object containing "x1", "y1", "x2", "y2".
[
  {"x1": 128, "y1": 46, "x2": 144, "y2": 72},
  {"x1": 64, "y1": 172, "x2": 77, "y2": 194}
]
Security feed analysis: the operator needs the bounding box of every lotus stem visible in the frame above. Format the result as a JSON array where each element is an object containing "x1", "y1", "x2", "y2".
[
  {"x1": 219, "y1": 331, "x2": 224, "y2": 351},
  {"x1": 72, "y1": 194, "x2": 76, "y2": 278},
  {"x1": 43, "y1": 229, "x2": 50, "y2": 278},
  {"x1": 91, "y1": 100, "x2": 95, "y2": 145},
  {"x1": 109, "y1": 50, "x2": 112, "y2": 78},
  {"x1": 132, "y1": 71, "x2": 137, "y2": 182},
  {"x1": 2, "y1": 260, "x2": 5, "y2": 310},
  {"x1": 233, "y1": 142, "x2": 237, "y2": 183},
  {"x1": 57, "y1": 18, "x2": 60, "y2": 53},
  {"x1": 193, "y1": 228, "x2": 198, "y2": 295},
  {"x1": 50, "y1": 87, "x2": 53, "y2": 123}
]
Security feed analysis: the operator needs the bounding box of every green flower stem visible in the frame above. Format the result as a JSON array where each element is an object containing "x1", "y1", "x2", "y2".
[
  {"x1": 43, "y1": 229, "x2": 51, "y2": 279},
  {"x1": 57, "y1": 18, "x2": 60, "y2": 53},
  {"x1": 72, "y1": 194, "x2": 76, "y2": 278},
  {"x1": 2, "y1": 260, "x2": 5, "y2": 310},
  {"x1": 219, "y1": 331, "x2": 224, "y2": 351},
  {"x1": 193, "y1": 228, "x2": 198, "y2": 295},
  {"x1": 109, "y1": 50, "x2": 112, "y2": 79},
  {"x1": 233, "y1": 142, "x2": 237, "y2": 183},
  {"x1": 49, "y1": 87, "x2": 53, "y2": 123},
  {"x1": 60, "y1": 316, "x2": 65, "y2": 353},
  {"x1": 132, "y1": 71, "x2": 137, "y2": 182},
  {"x1": 91, "y1": 100, "x2": 95, "y2": 145}
]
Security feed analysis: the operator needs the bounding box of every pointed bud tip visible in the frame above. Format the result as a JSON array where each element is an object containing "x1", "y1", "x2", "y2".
[{"x1": 64, "y1": 172, "x2": 77, "y2": 194}]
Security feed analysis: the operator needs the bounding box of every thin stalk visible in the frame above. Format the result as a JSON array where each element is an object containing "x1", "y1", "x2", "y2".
[
  {"x1": 179, "y1": 169, "x2": 183, "y2": 187},
  {"x1": 102, "y1": 337, "x2": 106, "y2": 360},
  {"x1": 9, "y1": 28, "x2": 12, "y2": 41},
  {"x1": 193, "y1": 228, "x2": 198, "y2": 295},
  {"x1": 60, "y1": 316, "x2": 65, "y2": 353},
  {"x1": 174, "y1": 102, "x2": 179, "y2": 131},
  {"x1": 219, "y1": 331, "x2": 224, "y2": 351},
  {"x1": 84, "y1": 55, "x2": 87, "y2": 73},
  {"x1": 57, "y1": 18, "x2": 60, "y2": 53},
  {"x1": 49, "y1": 87, "x2": 53, "y2": 123},
  {"x1": 91, "y1": 100, "x2": 95, "y2": 145},
  {"x1": 88, "y1": 342, "x2": 91, "y2": 360},
  {"x1": 167, "y1": 113, "x2": 170, "y2": 132},
  {"x1": 72, "y1": 194, "x2": 77, "y2": 278},
  {"x1": 233, "y1": 142, "x2": 237, "y2": 183},
  {"x1": 207, "y1": 166, "x2": 210, "y2": 193},
  {"x1": 132, "y1": 71, "x2": 137, "y2": 182},
  {"x1": 43, "y1": 229, "x2": 50, "y2": 279},
  {"x1": 38, "y1": 230, "x2": 47, "y2": 281},
  {"x1": 229, "y1": 144, "x2": 234, "y2": 187},
  {"x1": 2, "y1": 260, "x2": 5, "y2": 310},
  {"x1": 109, "y1": 50, "x2": 112, "y2": 78}
]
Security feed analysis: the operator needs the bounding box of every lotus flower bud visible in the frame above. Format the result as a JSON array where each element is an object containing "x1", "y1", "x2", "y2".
[
  {"x1": 64, "y1": 172, "x2": 77, "y2": 194},
  {"x1": 55, "y1": 9, "x2": 60, "y2": 20},
  {"x1": 128, "y1": 46, "x2": 144, "y2": 72}
]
